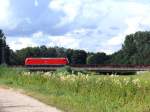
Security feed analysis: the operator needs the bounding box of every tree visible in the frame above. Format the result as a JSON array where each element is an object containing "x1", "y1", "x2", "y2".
[
  {"x1": 5, "y1": 45, "x2": 10, "y2": 64},
  {"x1": 66, "y1": 49, "x2": 74, "y2": 64},
  {"x1": 47, "y1": 47, "x2": 57, "y2": 57},
  {"x1": 9, "y1": 50, "x2": 18, "y2": 65},
  {"x1": 71, "y1": 50, "x2": 87, "y2": 64},
  {"x1": 110, "y1": 50, "x2": 127, "y2": 64},
  {"x1": 87, "y1": 52, "x2": 110, "y2": 64},
  {"x1": 111, "y1": 31, "x2": 150, "y2": 64},
  {"x1": 40, "y1": 45, "x2": 47, "y2": 57},
  {"x1": 55, "y1": 47, "x2": 67, "y2": 57},
  {"x1": 0, "y1": 29, "x2": 10, "y2": 65}
]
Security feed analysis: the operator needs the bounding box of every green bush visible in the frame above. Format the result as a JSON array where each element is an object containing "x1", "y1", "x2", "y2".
[{"x1": 56, "y1": 66, "x2": 72, "y2": 75}]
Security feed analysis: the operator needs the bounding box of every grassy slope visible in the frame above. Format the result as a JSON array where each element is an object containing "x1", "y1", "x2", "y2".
[{"x1": 0, "y1": 67, "x2": 150, "y2": 112}]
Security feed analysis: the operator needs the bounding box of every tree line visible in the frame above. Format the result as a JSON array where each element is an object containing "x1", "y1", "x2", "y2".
[
  {"x1": 1, "y1": 29, "x2": 150, "y2": 65},
  {"x1": 9, "y1": 46, "x2": 110, "y2": 65},
  {"x1": 0, "y1": 30, "x2": 10, "y2": 65}
]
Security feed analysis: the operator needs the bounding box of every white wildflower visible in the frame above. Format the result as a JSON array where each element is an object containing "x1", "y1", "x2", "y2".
[{"x1": 132, "y1": 78, "x2": 141, "y2": 88}]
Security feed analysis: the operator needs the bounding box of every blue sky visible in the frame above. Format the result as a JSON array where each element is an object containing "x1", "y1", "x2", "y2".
[{"x1": 1, "y1": 0, "x2": 150, "y2": 54}]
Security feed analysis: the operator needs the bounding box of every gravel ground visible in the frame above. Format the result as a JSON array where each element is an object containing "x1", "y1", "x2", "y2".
[{"x1": 0, "y1": 88, "x2": 62, "y2": 112}]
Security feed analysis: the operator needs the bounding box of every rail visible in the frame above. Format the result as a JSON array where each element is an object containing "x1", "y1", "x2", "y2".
[{"x1": 26, "y1": 65, "x2": 150, "y2": 73}]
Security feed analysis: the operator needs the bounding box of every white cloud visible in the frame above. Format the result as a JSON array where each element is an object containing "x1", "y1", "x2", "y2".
[
  {"x1": 104, "y1": 1, "x2": 150, "y2": 51},
  {"x1": 0, "y1": 0, "x2": 19, "y2": 30},
  {"x1": 49, "y1": 0, "x2": 81, "y2": 26},
  {"x1": 0, "y1": 0, "x2": 10, "y2": 22},
  {"x1": 48, "y1": 35, "x2": 80, "y2": 49},
  {"x1": 7, "y1": 31, "x2": 80, "y2": 51},
  {"x1": 107, "y1": 36, "x2": 124, "y2": 46},
  {"x1": 49, "y1": 0, "x2": 150, "y2": 52},
  {"x1": 34, "y1": 0, "x2": 39, "y2": 7},
  {"x1": 7, "y1": 37, "x2": 37, "y2": 50},
  {"x1": 8, "y1": 31, "x2": 49, "y2": 50},
  {"x1": 49, "y1": 0, "x2": 111, "y2": 26},
  {"x1": 0, "y1": 0, "x2": 14, "y2": 28},
  {"x1": 6, "y1": 0, "x2": 150, "y2": 54},
  {"x1": 33, "y1": 31, "x2": 44, "y2": 38},
  {"x1": 31, "y1": 31, "x2": 81, "y2": 49}
]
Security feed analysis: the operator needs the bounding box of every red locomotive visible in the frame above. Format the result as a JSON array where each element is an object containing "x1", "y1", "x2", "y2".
[{"x1": 25, "y1": 57, "x2": 69, "y2": 67}]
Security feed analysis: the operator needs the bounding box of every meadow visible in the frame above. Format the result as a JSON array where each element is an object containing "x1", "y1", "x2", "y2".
[{"x1": 0, "y1": 66, "x2": 150, "y2": 112}]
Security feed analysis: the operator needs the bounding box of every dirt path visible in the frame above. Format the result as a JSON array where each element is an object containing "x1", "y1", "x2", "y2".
[{"x1": 0, "y1": 88, "x2": 62, "y2": 112}]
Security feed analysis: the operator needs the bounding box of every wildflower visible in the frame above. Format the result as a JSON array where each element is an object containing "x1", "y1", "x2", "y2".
[
  {"x1": 43, "y1": 72, "x2": 52, "y2": 77},
  {"x1": 110, "y1": 74, "x2": 114, "y2": 77},
  {"x1": 132, "y1": 78, "x2": 141, "y2": 87},
  {"x1": 22, "y1": 72, "x2": 31, "y2": 76},
  {"x1": 123, "y1": 78, "x2": 130, "y2": 85},
  {"x1": 110, "y1": 74, "x2": 118, "y2": 78},
  {"x1": 60, "y1": 76, "x2": 66, "y2": 81},
  {"x1": 132, "y1": 78, "x2": 140, "y2": 84},
  {"x1": 113, "y1": 79, "x2": 122, "y2": 86}
]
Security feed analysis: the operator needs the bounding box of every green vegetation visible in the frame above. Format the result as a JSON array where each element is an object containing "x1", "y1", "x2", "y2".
[
  {"x1": 111, "y1": 31, "x2": 150, "y2": 64},
  {"x1": 0, "y1": 67, "x2": 150, "y2": 112},
  {"x1": 1, "y1": 29, "x2": 150, "y2": 65},
  {"x1": 4, "y1": 31, "x2": 150, "y2": 65},
  {"x1": 0, "y1": 29, "x2": 10, "y2": 65}
]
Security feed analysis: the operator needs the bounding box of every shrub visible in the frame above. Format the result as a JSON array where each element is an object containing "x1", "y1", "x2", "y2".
[{"x1": 56, "y1": 66, "x2": 72, "y2": 75}]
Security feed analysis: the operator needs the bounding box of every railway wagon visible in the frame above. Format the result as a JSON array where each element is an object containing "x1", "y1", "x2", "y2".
[{"x1": 25, "y1": 57, "x2": 69, "y2": 67}]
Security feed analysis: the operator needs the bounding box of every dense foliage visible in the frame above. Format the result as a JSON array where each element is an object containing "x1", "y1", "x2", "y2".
[
  {"x1": 1, "y1": 29, "x2": 150, "y2": 65},
  {"x1": 0, "y1": 30, "x2": 10, "y2": 64},
  {"x1": 111, "y1": 31, "x2": 150, "y2": 64},
  {"x1": 87, "y1": 52, "x2": 110, "y2": 64},
  {"x1": 10, "y1": 46, "x2": 111, "y2": 65}
]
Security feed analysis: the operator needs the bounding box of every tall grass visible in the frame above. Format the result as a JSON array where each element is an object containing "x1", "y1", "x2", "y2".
[{"x1": 0, "y1": 66, "x2": 150, "y2": 112}]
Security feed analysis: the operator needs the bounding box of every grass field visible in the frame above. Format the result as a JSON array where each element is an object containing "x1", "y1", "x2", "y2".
[{"x1": 0, "y1": 66, "x2": 150, "y2": 112}]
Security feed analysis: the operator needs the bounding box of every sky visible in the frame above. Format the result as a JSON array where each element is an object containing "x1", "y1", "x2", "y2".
[{"x1": 1, "y1": 0, "x2": 150, "y2": 54}]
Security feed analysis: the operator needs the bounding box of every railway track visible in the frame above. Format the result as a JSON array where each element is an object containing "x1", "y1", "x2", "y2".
[{"x1": 26, "y1": 65, "x2": 150, "y2": 73}]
